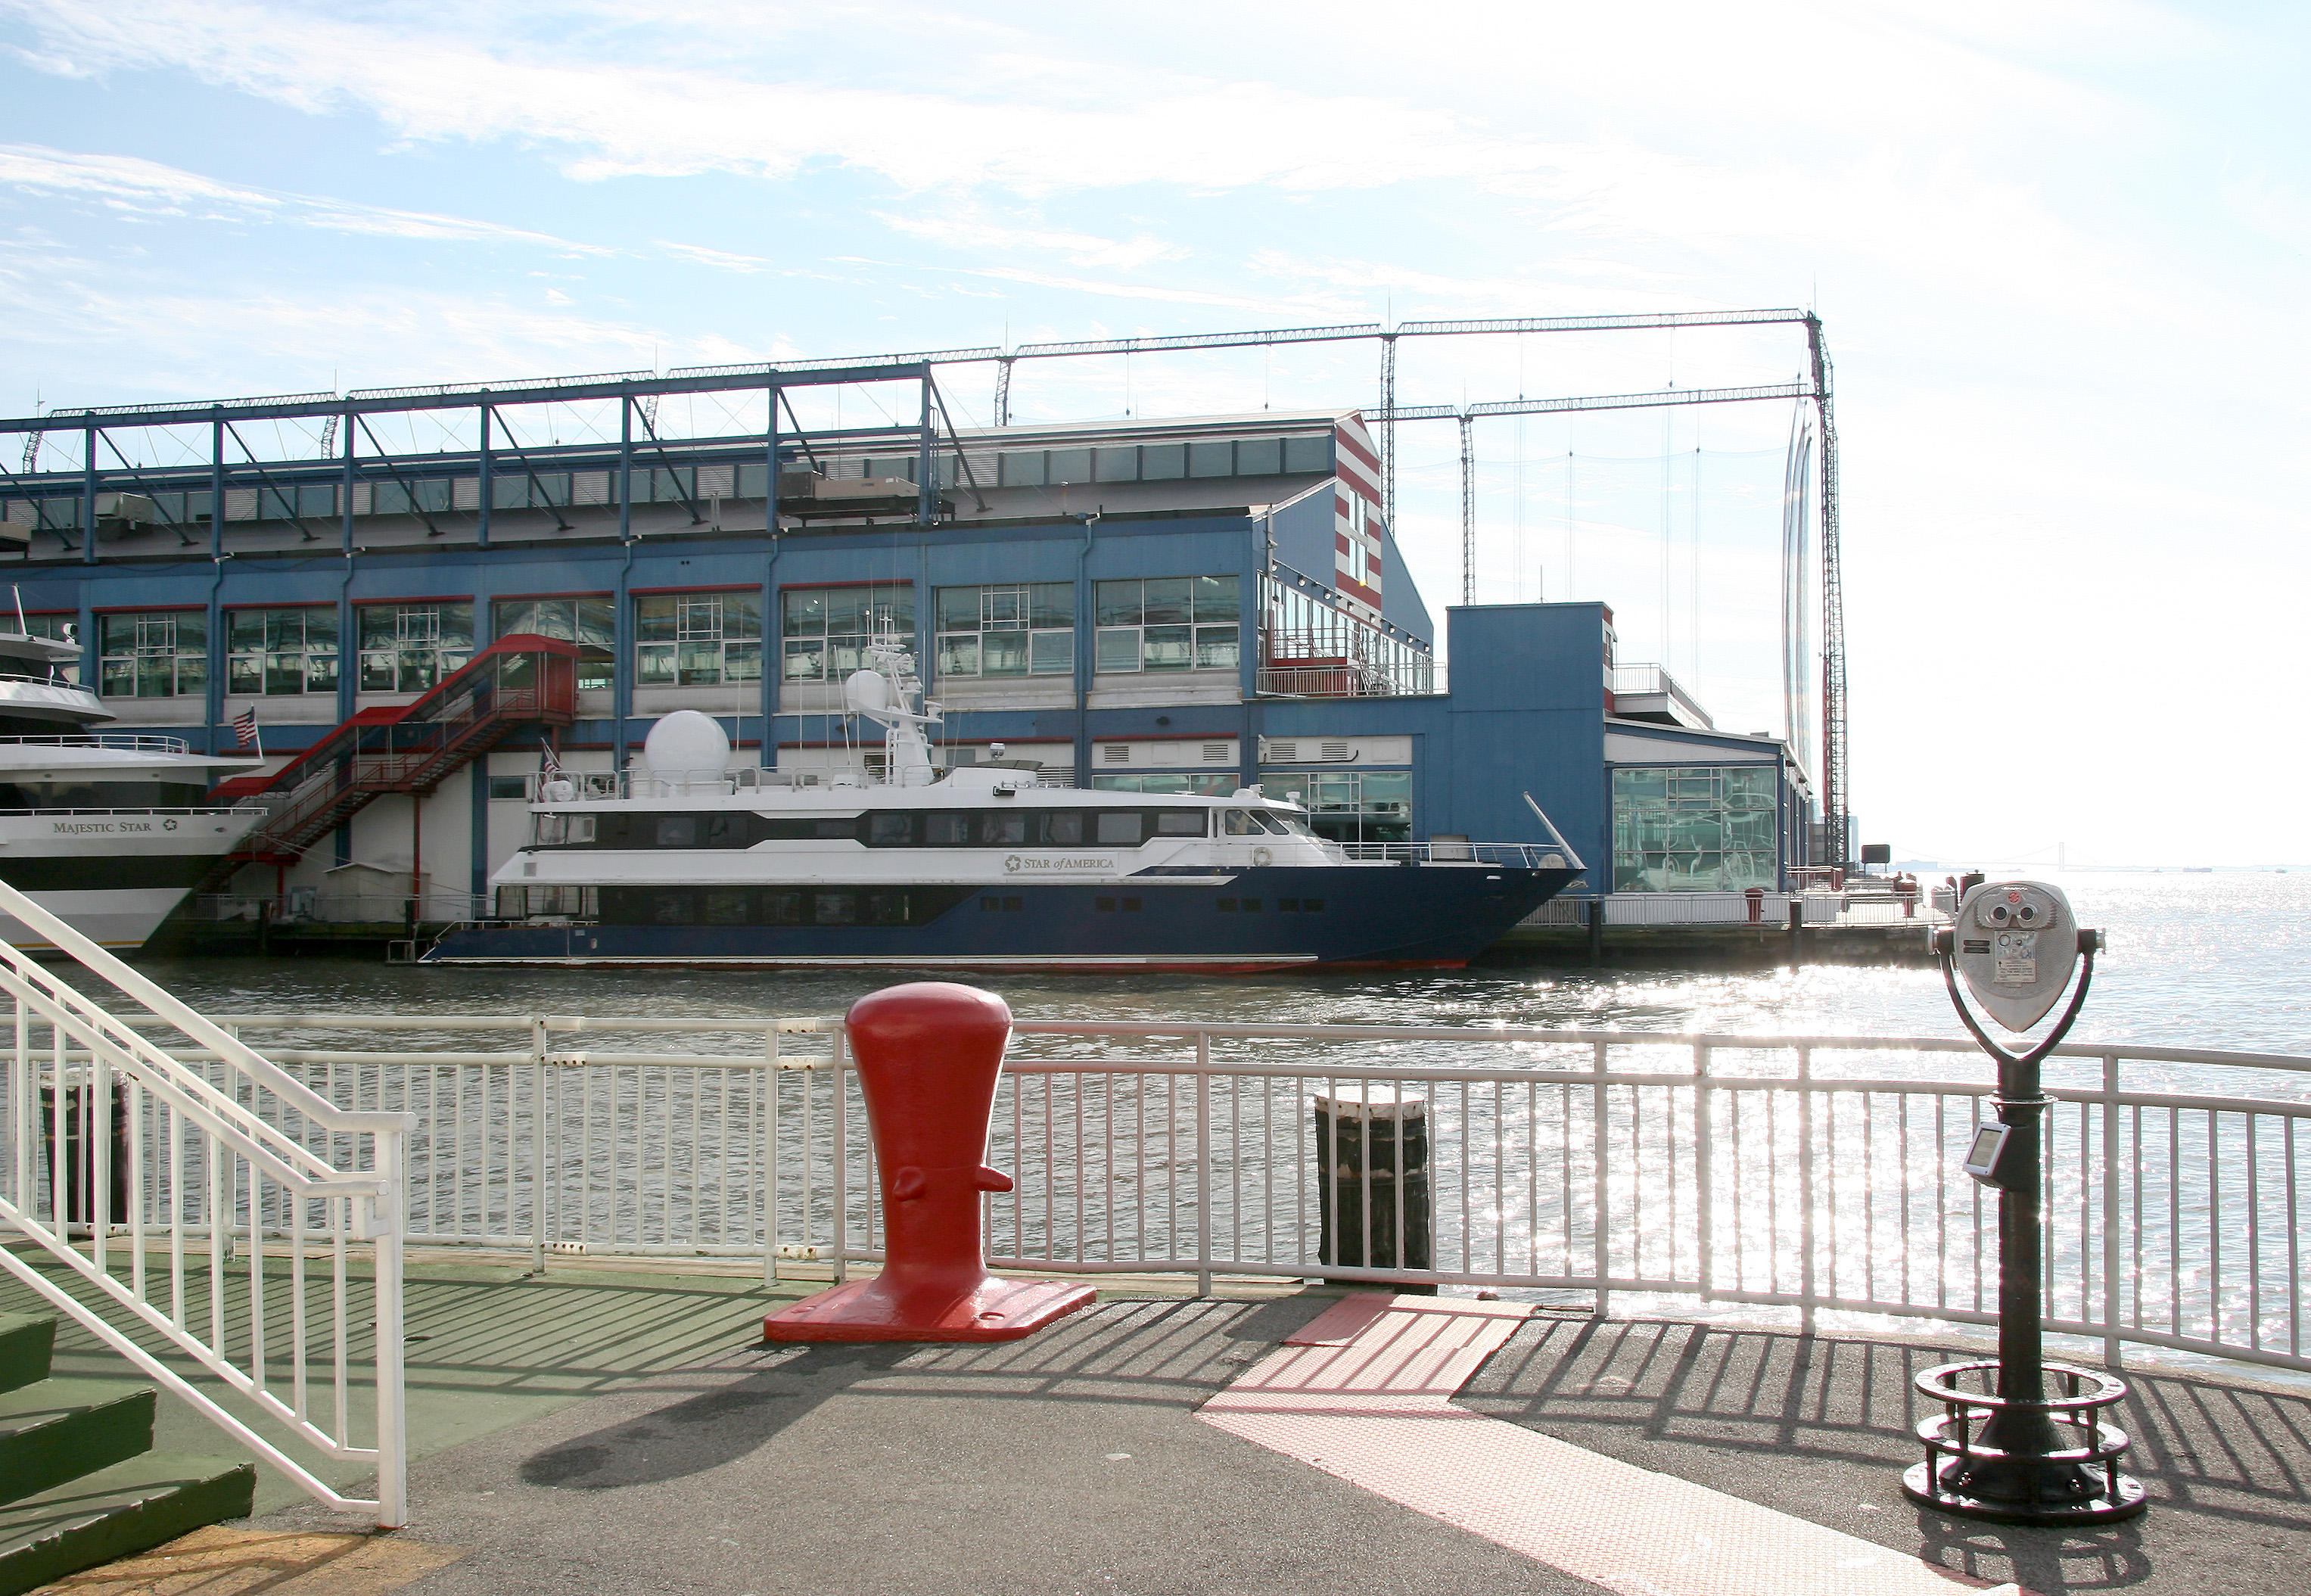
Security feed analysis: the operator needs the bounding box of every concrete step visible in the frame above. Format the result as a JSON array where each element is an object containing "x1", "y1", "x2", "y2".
[
  {"x1": 0, "y1": 1378, "x2": 156, "y2": 1506},
  {"x1": 0, "y1": 1316, "x2": 53, "y2": 1397},
  {"x1": 0, "y1": 1451, "x2": 255, "y2": 1596}
]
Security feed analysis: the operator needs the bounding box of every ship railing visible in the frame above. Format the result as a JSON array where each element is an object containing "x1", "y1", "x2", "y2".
[
  {"x1": 61, "y1": 1010, "x2": 2311, "y2": 1381},
  {"x1": 0, "y1": 807, "x2": 253, "y2": 820},
  {"x1": 519, "y1": 767, "x2": 1076, "y2": 801},
  {"x1": 0, "y1": 671, "x2": 99, "y2": 695},
  {"x1": 0, "y1": 733, "x2": 191, "y2": 754},
  {"x1": 1336, "y1": 841, "x2": 1572, "y2": 868},
  {"x1": 1518, "y1": 891, "x2": 1949, "y2": 929},
  {"x1": 0, "y1": 881, "x2": 413, "y2": 1525}
]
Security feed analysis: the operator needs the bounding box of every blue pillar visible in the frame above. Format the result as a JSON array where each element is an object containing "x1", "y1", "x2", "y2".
[
  {"x1": 79, "y1": 428, "x2": 97, "y2": 565},
  {"x1": 477, "y1": 403, "x2": 493, "y2": 550}
]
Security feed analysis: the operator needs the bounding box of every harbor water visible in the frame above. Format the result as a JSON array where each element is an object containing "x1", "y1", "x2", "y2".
[{"x1": 130, "y1": 870, "x2": 2311, "y2": 1071}]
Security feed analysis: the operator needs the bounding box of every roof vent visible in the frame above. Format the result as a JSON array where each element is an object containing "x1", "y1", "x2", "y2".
[
  {"x1": 1320, "y1": 741, "x2": 1351, "y2": 762},
  {"x1": 1202, "y1": 742, "x2": 1229, "y2": 762},
  {"x1": 1102, "y1": 744, "x2": 1130, "y2": 764},
  {"x1": 1268, "y1": 741, "x2": 1298, "y2": 763}
]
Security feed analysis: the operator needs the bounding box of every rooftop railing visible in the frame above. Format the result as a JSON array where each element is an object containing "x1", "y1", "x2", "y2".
[
  {"x1": 0, "y1": 733, "x2": 193, "y2": 754},
  {"x1": 76, "y1": 1009, "x2": 2311, "y2": 1380}
]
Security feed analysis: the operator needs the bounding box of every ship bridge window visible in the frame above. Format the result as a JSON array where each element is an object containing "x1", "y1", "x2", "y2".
[
  {"x1": 530, "y1": 814, "x2": 596, "y2": 846},
  {"x1": 1154, "y1": 810, "x2": 1206, "y2": 836}
]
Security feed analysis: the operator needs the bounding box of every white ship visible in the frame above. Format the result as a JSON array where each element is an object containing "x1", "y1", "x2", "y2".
[
  {"x1": 432, "y1": 641, "x2": 1582, "y2": 972},
  {"x1": 0, "y1": 621, "x2": 262, "y2": 950}
]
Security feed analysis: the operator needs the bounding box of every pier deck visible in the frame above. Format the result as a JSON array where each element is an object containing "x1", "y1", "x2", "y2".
[{"x1": 14, "y1": 1257, "x2": 2306, "y2": 1595}]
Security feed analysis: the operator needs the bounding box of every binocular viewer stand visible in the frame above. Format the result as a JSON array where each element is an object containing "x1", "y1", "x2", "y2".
[{"x1": 1903, "y1": 880, "x2": 2147, "y2": 1525}]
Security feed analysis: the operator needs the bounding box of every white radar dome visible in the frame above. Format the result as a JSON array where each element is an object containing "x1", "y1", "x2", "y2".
[
  {"x1": 843, "y1": 668, "x2": 892, "y2": 717},
  {"x1": 642, "y1": 711, "x2": 731, "y2": 781}
]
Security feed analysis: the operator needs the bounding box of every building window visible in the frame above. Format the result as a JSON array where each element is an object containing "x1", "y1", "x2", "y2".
[
  {"x1": 1258, "y1": 770, "x2": 1411, "y2": 844},
  {"x1": 227, "y1": 608, "x2": 338, "y2": 696},
  {"x1": 935, "y1": 583, "x2": 1072, "y2": 678},
  {"x1": 781, "y1": 584, "x2": 912, "y2": 683},
  {"x1": 1610, "y1": 764, "x2": 1778, "y2": 892},
  {"x1": 1090, "y1": 773, "x2": 1239, "y2": 798},
  {"x1": 1094, "y1": 576, "x2": 1239, "y2": 674},
  {"x1": 637, "y1": 593, "x2": 763, "y2": 687},
  {"x1": 356, "y1": 602, "x2": 472, "y2": 693},
  {"x1": 98, "y1": 612, "x2": 207, "y2": 698},
  {"x1": 496, "y1": 597, "x2": 614, "y2": 690}
]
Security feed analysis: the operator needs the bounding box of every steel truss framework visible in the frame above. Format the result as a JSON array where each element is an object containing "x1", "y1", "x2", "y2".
[{"x1": 0, "y1": 310, "x2": 1848, "y2": 863}]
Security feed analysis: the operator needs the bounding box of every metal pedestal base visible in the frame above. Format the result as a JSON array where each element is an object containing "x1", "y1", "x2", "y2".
[{"x1": 1902, "y1": 1358, "x2": 2148, "y2": 1526}]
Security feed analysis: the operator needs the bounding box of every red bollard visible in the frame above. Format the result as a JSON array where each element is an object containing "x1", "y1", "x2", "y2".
[{"x1": 761, "y1": 982, "x2": 1096, "y2": 1343}]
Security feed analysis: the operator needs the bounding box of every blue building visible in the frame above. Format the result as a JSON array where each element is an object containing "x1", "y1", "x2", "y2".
[{"x1": 0, "y1": 375, "x2": 1818, "y2": 919}]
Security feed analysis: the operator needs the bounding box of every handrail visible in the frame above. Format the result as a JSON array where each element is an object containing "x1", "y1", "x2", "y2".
[
  {"x1": 0, "y1": 882, "x2": 414, "y2": 1131},
  {"x1": 0, "y1": 733, "x2": 187, "y2": 752}
]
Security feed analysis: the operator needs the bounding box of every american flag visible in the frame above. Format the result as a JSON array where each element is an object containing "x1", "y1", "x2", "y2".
[
  {"x1": 539, "y1": 740, "x2": 563, "y2": 782},
  {"x1": 231, "y1": 707, "x2": 258, "y2": 750}
]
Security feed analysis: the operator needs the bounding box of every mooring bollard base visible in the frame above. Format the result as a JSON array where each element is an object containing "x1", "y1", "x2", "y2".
[{"x1": 763, "y1": 1275, "x2": 1096, "y2": 1344}]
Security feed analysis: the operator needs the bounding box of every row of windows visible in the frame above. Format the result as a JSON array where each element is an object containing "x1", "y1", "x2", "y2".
[
  {"x1": 598, "y1": 885, "x2": 971, "y2": 928},
  {"x1": 533, "y1": 806, "x2": 1237, "y2": 850},
  {"x1": 9, "y1": 435, "x2": 1331, "y2": 533},
  {"x1": 73, "y1": 573, "x2": 1251, "y2": 700}
]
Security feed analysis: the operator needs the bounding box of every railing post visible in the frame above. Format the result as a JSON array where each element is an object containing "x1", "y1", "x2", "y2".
[
  {"x1": 1694, "y1": 1042, "x2": 1711, "y2": 1300},
  {"x1": 2102, "y1": 1053, "x2": 2123, "y2": 1369},
  {"x1": 831, "y1": 1024, "x2": 848, "y2": 1285},
  {"x1": 371, "y1": 1128, "x2": 408, "y2": 1529},
  {"x1": 1196, "y1": 1033, "x2": 1213, "y2": 1298},
  {"x1": 1592, "y1": 1039, "x2": 1610, "y2": 1320},
  {"x1": 1797, "y1": 1044, "x2": 1815, "y2": 1336},
  {"x1": 527, "y1": 1018, "x2": 547, "y2": 1275},
  {"x1": 764, "y1": 1023, "x2": 779, "y2": 1289}
]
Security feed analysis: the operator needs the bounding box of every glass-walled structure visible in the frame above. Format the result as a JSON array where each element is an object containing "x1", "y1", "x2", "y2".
[{"x1": 1610, "y1": 765, "x2": 1779, "y2": 891}]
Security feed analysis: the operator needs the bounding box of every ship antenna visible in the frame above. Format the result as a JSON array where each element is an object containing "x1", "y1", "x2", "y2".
[{"x1": 9, "y1": 586, "x2": 22, "y2": 635}]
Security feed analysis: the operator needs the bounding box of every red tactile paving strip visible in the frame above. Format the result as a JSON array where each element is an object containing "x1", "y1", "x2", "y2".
[{"x1": 1202, "y1": 1294, "x2": 2027, "y2": 1596}]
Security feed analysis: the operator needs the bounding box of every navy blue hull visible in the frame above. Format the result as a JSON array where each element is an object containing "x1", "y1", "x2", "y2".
[{"x1": 428, "y1": 866, "x2": 1579, "y2": 972}]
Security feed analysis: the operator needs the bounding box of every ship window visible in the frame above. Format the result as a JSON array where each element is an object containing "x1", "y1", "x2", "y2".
[
  {"x1": 1094, "y1": 811, "x2": 1145, "y2": 846},
  {"x1": 1240, "y1": 898, "x2": 1261, "y2": 913},
  {"x1": 700, "y1": 889, "x2": 751, "y2": 926},
  {"x1": 922, "y1": 813, "x2": 970, "y2": 846},
  {"x1": 98, "y1": 611, "x2": 207, "y2": 698},
  {"x1": 1303, "y1": 898, "x2": 1323, "y2": 913},
  {"x1": 655, "y1": 816, "x2": 698, "y2": 848},
  {"x1": 1155, "y1": 810, "x2": 1205, "y2": 836},
  {"x1": 226, "y1": 607, "x2": 338, "y2": 697},
  {"x1": 1217, "y1": 898, "x2": 1236, "y2": 912},
  {"x1": 1249, "y1": 810, "x2": 1290, "y2": 835},
  {"x1": 1095, "y1": 897, "x2": 1115, "y2": 912},
  {"x1": 1041, "y1": 811, "x2": 1085, "y2": 845},
  {"x1": 976, "y1": 811, "x2": 1029, "y2": 845},
  {"x1": 779, "y1": 584, "x2": 912, "y2": 682},
  {"x1": 764, "y1": 891, "x2": 805, "y2": 925},
  {"x1": 814, "y1": 892, "x2": 857, "y2": 925},
  {"x1": 1278, "y1": 898, "x2": 1299, "y2": 912},
  {"x1": 867, "y1": 813, "x2": 916, "y2": 847},
  {"x1": 1122, "y1": 897, "x2": 1141, "y2": 912},
  {"x1": 649, "y1": 891, "x2": 687, "y2": 925},
  {"x1": 704, "y1": 815, "x2": 746, "y2": 846},
  {"x1": 867, "y1": 892, "x2": 910, "y2": 926},
  {"x1": 1222, "y1": 810, "x2": 1256, "y2": 836},
  {"x1": 356, "y1": 602, "x2": 473, "y2": 694}
]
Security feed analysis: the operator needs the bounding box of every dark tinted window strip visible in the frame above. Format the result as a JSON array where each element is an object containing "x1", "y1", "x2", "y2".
[
  {"x1": 599, "y1": 885, "x2": 975, "y2": 928},
  {"x1": 554, "y1": 807, "x2": 1211, "y2": 850}
]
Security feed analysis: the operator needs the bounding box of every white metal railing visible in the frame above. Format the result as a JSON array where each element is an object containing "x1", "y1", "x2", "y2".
[
  {"x1": 86, "y1": 1010, "x2": 2311, "y2": 1380},
  {"x1": 0, "y1": 884, "x2": 412, "y2": 1525},
  {"x1": 1518, "y1": 891, "x2": 1931, "y2": 927},
  {"x1": 1339, "y1": 842, "x2": 1574, "y2": 868},
  {"x1": 0, "y1": 733, "x2": 191, "y2": 754}
]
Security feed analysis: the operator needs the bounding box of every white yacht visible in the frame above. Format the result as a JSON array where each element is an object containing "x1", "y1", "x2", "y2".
[
  {"x1": 433, "y1": 641, "x2": 1582, "y2": 972},
  {"x1": 0, "y1": 624, "x2": 263, "y2": 950}
]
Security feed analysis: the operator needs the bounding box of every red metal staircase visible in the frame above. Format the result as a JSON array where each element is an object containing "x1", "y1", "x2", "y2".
[{"x1": 209, "y1": 633, "x2": 579, "y2": 869}]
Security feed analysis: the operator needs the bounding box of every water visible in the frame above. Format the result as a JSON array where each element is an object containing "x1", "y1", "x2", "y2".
[{"x1": 129, "y1": 870, "x2": 2311, "y2": 1062}]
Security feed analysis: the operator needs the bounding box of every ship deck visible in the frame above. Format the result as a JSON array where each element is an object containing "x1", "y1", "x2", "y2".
[{"x1": 11, "y1": 1253, "x2": 2306, "y2": 1595}]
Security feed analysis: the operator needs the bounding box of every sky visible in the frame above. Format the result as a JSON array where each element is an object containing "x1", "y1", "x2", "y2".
[{"x1": 0, "y1": 0, "x2": 2303, "y2": 866}]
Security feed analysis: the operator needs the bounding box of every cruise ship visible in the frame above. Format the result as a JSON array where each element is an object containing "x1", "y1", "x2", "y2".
[
  {"x1": 0, "y1": 620, "x2": 263, "y2": 950},
  {"x1": 428, "y1": 643, "x2": 1581, "y2": 972}
]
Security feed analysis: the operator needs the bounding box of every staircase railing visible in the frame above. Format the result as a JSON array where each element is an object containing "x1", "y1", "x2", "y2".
[
  {"x1": 0, "y1": 880, "x2": 412, "y2": 1525},
  {"x1": 219, "y1": 633, "x2": 579, "y2": 866}
]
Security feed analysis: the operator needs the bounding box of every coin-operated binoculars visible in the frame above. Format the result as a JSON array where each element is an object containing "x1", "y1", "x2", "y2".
[{"x1": 1902, "y1": 881, "x2": 2147, "y2": 1523}]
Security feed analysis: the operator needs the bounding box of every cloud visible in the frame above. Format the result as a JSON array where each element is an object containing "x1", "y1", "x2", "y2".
[
  {"x1": 0, "y1": 142, "x2": 600, "y2": 249},
  {"x1": 872, "y1": 212, "x2": 1184, "y2": 271}
]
